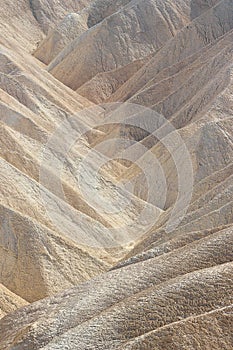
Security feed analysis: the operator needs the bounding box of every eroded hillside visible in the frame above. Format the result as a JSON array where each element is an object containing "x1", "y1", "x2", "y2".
[{"x1": 0, "y1": 0, "x2": 232, "y2": 349}]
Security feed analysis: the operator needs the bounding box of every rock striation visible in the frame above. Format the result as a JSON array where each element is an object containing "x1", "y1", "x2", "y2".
[
  {"x1": 0, "y1": 0, "x2": 232, "y2": 348},
  {"x1": 47, "y1": 0, "x2": 192, "y2": 90},
  {"x1": 0, "y1": 284, "x2": 28, "y2": 319}
]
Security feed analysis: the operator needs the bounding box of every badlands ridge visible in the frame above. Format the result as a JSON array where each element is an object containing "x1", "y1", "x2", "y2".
[{"x1": 0, "y1": 0, "x2": 232, "y2": 349}]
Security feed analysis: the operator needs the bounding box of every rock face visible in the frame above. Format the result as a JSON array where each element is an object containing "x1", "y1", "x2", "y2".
[
  {"x1": 0, "y1": 0, "x2": 233, "y2": 348},
  {"x1": 109, "y1": 0, "x2": 233, "y2": 103},
  {"x1": 0, "y1": 230, "x2": 233, "y2": 348},
  {"x1": 0, "y1": 284, "x2": 28, "y2": 319},
  {"x1": 34, "y1": 13, "x2": 89, "y2": 65},
  {"x1": 27, "y1": 0, "x2": 91, "y2": 34},
  {"x1": 0, "y1": 0, "x2": 91, "y2": 52},
  {"x1": 47, "y1": 0, "x2": 192, "y2": 90},
  {"x1": 0, "y1": 41, "x2": 159, "y2": 304},
  {"x1": 34, "y1": 0, "x2": 132, "y2": 64},
  {"x1": 0, "y1": 0, "x2": 43, "y2": 52}
]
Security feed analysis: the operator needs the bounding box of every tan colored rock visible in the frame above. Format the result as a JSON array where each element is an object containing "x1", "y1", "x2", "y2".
[
  {"x1": 34, "y1": 0, "x2": 132, "y2": 65},
  {"x1": 77, "y1": 56, "x2": 151, "y2": 103},
  {"x1": 0, "y1": 0, "x2": 91, "y2": 53},
  {"x1": 0, "y1": 284, "x2": 28, "y2": 319},
  {"x1": 110, "y1": 0, "x2": 233, "y2": 102},
  {"x1": 0, "y1": 0, "x2": 232, "y2": 347},
  {"x1": 122, "y1": 305, "x2": 233, "y2": 350},
  {"x1": 83, "y1": 0, "x2": 132, "y2": 28},
  {"x1": 0, "y1": 231, "x2": 232, "y2": 348},
  {"x1": 48, "y1": 0, "x2": 192, "y2": 90},
  {"x1": 0, "y1": 0, "x2": 43, "y2": 52},
  {"x1": 27, "y1": 0, "x2": 91, "y2": 34},
  {"x1": 34, "y1": 13, "x2": 88, "y2": 65},
  {"x1": 0, "y1": 203, "x2": 108, "y2": 303}
]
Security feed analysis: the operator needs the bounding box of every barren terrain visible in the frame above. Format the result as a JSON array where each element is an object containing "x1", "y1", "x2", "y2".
[{"x1": 0, "y1": 0, "x2": 232, "y2": 349}]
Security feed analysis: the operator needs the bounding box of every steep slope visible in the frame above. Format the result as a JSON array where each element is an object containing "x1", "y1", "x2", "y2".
[
  {"x1": 76, "y1": 56, "x2": 151, "y2": 103},
  {"x1": 0, "y1": 0, "x2": 232, "y2": 347},
  {"x1": 47, "y1": 0, "x2": 192, "y2": 91},
  {"x1": 0, "y1": 284, "x2": 27, "y2": 319},
  {"x1": 0, "y1": 30, "x2": 163, "y2": 305},
  {"x1": 27, "y1": 0, "x2": 91, "y2": 34},
  {"x1": 0, "y1": 203, "x2": 108, "y2": 303},
  {"x1": 191, "y1": 0, "x2": 220, "y2": 19},
  {"x1": 34, "y1": 0, "x2": 132, "y2": 64},
  {"x1": 0, "y1": 0, "x2": 43, "y2": 52},
  {"x1": 0, "y1": 0, "x2": 91, "y2": 53},
  {"x1": 110, "y1": 0, "x2": 233, "y2": 102},
  {"x1": 34, "y1": 13, "x2": 89, "y2": 65},
  {"x1": 0, "y1": 227, "x2": 232, "y2": 348},
  {"x1": 122, "y1": 305, "x2": 233, "y2": 350},
  {"x1": 110, "y1": 60, "x2": 233, "y2": 263},
  {"x1": 0, "y1": 16, "x2": 121, "y2": 303}
]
